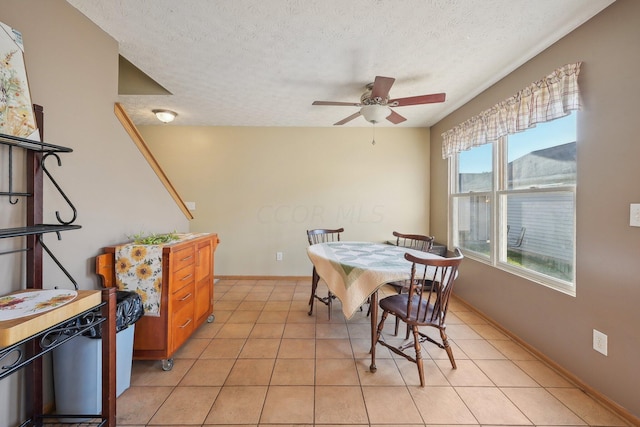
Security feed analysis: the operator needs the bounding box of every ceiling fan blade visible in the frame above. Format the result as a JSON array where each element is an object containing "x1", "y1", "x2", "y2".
[
  {"x1": 386, "y1": 109, "x2": 406, "y2": 124},
  {"x1": 371, "y1": 76, "x2": 395, "y2": 99},
  {"x1": 334, "y1": 111, "x2": 362, "y2": 126},
  {"x1": 389, "y1": 92, "x2": 446, "y2": 107},
  {"x1": 313, "y1": 101, "x2": 361, "y2": 106}
]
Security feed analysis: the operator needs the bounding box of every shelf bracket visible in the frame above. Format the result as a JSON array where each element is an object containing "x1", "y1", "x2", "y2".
[
  {"x1": 38, "y1": 234, "x2": 78, "y2": 290},
  {"x1": 42, "y1": 152, "x2": 78, "y2": 225}
]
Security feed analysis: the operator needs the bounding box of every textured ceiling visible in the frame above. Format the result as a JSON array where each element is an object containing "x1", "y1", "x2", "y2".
[{"x1": 67, "y1": 0, "x2": 614, "y2": 127}]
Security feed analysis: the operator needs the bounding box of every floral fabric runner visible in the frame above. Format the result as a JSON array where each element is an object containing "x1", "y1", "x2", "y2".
[{"x1": 115, "y1": 244, "x2": 163, "y2": 316}]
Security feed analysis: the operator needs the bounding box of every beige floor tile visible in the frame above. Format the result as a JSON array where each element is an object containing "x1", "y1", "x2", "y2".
[
  {"x1": 356, "y1": 357, "x2": 406, "y2": 386},
  {"x1": 502, "y1": 387, "x2": 586, "y2": 425},
  {"x1": 260, "y1": 385, "x2": 315, "y2": 424},
  {"x1": 352, "y1": 338, "x2": 393, "y2": 359},
  {"x1": 548, "y1": 387, "x2": 629, "y2": 426},
  {"x1": 225, "y1": 358, "x2": 275, "y2": 385},
  {"x1": 513, "y1": 360, "x2": 574, "y2": 387},
  {"x1": 316, "y1": 338, "x2": 354, "y2": 358},
  {"x1": 346, "y1": 322, "x2": 373, "y2": 338},
  {"x1": 214, "y1": 302, "x2": 240, "y2": 312},
  {"x1": 455, "y1": 386, "x2": 531, "y2": 425},
  {"x1": 238, "y1": 338, "x2": 281, "y2": 358},
  {"x1": 148, "y1": 386, "x2": 220, "y2": 425},
  {"x1": 199, "y1": 338, "x2": 246, "y2": 359},
  {"x1": 445, "y1": 324, "x2": 484, "y2": 339},
  {"x1": 362, "y1": 386, "x2": 424, "y2": 424},
  {"x1": 173, "y1": 337, "x2": 210, "y2": 359},
  {"x1": 130, "y1": 358, "x2": 194, "y2": 387},
  {"x1": 236, "y1": 300, "x2": 267, "y2": 310},
  {"x1": 216, "y1": 322, "x2": 254, "y2": 338},
  {"x1": 179, "y1": 358, "x2": 234, "y2": 386},
  {"x1": 218, "y1": 291, "x2": 249, "y2": 301},
  {"x1": 470, "y1": 323, "x2": 510, "y2": 340},
  {"x1": 204, "y1": 385, "x2": 267, "y2": 425},
  {"x1": 115, "y1": 386, "x2": 173, "y2": 425},
  {"x1": 435, "y1": 359, "x2": 493, "y2": 386},
  {"x1": 256, "y1": 310, "x2": 289, "y2": 323},
  {"x1": 278, "y1": 338, "x2": 316, "y2": 358},
  {"x1": 116, "y1": 279, "x2": 625, "y2": 427},
  {"x1": 455, "y1": 310, "x2": 488, "y2": 325},
  {"x1": 283, "y1": 322, "x2": 316, "y2": 338},
  {"x1": 424, "y1": 337, "x2": 468, "y2": 361},
  {"x1": 489, "y1": 339, "x2": 538, "y2": 360},
  {"x1": 242, "y1": 292, "x2": 271, "y2": 302},
  {"x1": 263, "y1": 300, "x2": 292, "y2": 311},
  {"x1": 316, "y1": 322, "x2": 350, "y2": 338},
  {"x1": 315, "y1": 385, "x2": 369, "y2": 424},
  {"x1": 454, "y1": 339, "x2": 506, "y2": 359},
  {"x1": 249, "y1": 322, "x2": 285, "y2": 338},
  {"x1": 191, "y1": 321, "x2": 223, "y2": 339},
  {"x1": 271, "y1": 358, "x2": 315, "y2": 385},
  {"x1": 475, "y1": 360, "x2": 539, "y2": 387},
  {"x1": 315, "y1": 358, "x2": 360, "y2": 385},
  {"x1": 396, "y1": 357, "x2": 450, "y2": 387},
  {"x1": 286, "y1": 310, "x2": 317, "y2": 323},
  {"x1": 227, "y1": 310, "x2": 262, "y2": 323},
  {"x1": 410, "y1": 385, "x2": 478, "y2": 425},
  {"x1": 270, "y1": 291, "x2": 295, "y2": 301}
]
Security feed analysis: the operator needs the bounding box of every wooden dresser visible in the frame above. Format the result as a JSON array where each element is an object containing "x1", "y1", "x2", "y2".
[{"x1": 97, "y1": 233, "x2": 218, "y2": 370}]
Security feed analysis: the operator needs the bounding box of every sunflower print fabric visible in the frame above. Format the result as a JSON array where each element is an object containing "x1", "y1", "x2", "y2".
[{"x1": 115, "y1": 244, "x2": 163, "y2": 316}]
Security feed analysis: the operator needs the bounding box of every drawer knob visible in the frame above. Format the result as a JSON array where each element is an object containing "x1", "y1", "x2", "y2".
[
  {"x1": 179, "y1": 292, "x2": 192, "y2": 301},
  {"x1": 179, "y1": 318, "x2": 192, "y2": 329}
]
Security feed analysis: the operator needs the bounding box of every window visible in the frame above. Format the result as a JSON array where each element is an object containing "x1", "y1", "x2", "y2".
[{"x1": 450, "y1": 113, "x2": 577, "y2": 294}]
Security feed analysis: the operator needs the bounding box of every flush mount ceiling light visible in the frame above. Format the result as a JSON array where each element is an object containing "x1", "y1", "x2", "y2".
[
  {"x1": 152, "y1": 109, "x2": 177, "y2": 123},
  {"x1": 360, "y1": 104, "x2": 390, "y2": 124}
]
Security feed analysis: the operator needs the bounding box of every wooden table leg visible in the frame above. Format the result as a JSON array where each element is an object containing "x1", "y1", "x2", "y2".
[{"x1": 369, "y1": 290, "x2": 378, "y2": 372}]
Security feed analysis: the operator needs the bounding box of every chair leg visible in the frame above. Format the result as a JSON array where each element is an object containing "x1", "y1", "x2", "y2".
[
  {"x1": 440, "y1": 328, "x2": 457, "y2": 369},
  {"x1": 394, "y1": 316, "x2": 400, "y2": 335},
  {"x1": 308, "y1": 267, "x2": 319, "y2": 316},
  {"x1": 412, "y1": 325, "x2": 425, "y2": 387},
  {"x1": 327, "y1": 290, "x2": 332, "y2": 320},
  {"x1": 372, "y1": 310, "x2": 389, "y2": 370}
]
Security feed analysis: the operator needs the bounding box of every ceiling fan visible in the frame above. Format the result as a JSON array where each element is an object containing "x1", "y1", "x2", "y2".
[{"x1": 312, "y1": 76, "x2": 446, "y2": 126}]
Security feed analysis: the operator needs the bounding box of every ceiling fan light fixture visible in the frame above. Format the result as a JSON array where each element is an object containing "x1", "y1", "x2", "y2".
[
  {"x1": 360, "y1": 104, "x2": 390, "y2": 124},
  {"x1": 152, "y1": 109, "x2": 177, "y2": 123}
]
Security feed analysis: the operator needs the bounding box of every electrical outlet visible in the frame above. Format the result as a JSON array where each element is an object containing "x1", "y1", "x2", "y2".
[
  {"x1": 593, "y1": 329, "x2": 608, "y2": 356},
  {"x1": 631, "y1": 204, "x2": 640, "y2": 227},
  {"x1": 276, "y1": 252, "x2": 283, "y2": 261}
]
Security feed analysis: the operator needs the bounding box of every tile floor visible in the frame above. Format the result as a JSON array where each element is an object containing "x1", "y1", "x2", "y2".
[{"x1": 116, "y1": 279, "x2": 630, "y2": 426}]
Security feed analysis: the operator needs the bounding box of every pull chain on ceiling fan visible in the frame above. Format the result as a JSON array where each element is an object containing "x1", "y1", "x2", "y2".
[{"x1": 312, "y1": 76, "x2": 446, "y2": 126}]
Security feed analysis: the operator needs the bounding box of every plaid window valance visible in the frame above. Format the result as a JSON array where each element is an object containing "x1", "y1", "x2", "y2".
[{"x1": 441, "y1": 62, "x2": 582, "y2": 159}]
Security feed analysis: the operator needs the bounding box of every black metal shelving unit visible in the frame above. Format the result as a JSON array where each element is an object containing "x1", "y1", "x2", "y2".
[{"x1": 0, "y1": 115, "x2": 116, "y2": 427}]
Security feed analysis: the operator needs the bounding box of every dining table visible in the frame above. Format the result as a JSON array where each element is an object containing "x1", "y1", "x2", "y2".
[{"x1": 306, "y1": 241, "x2": 447, "y2": 372}]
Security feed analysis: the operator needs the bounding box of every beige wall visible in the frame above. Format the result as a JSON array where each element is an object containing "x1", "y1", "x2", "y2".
[
  {"x1": 139, "y1": 126, "x2": 431, "y2": 276},
  {"x1": 430, "y1": 0, "x2": 640, "y2": 418},
  {"x1": 0, "y1": 1, "x2": 189, "y2": 424}
]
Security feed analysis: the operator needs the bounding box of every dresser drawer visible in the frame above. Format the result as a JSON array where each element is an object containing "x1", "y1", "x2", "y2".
[
  {"x1": 171, "y1": 245, "x2": 195, "y2": 271},
  {"x1": 171, "y1": 282, "x2": 195, "y2": 311},
  {"x1": 171, "y1": 296, "x2": 195, "y2": 351},
  {"x1": 171, "y1": 263, "x2": 195, "y2": 293}
]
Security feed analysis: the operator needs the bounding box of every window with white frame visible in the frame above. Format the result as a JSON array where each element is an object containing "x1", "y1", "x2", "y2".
[{"x1": 450, "y1": 113, "x2": 577, "y2": 294}]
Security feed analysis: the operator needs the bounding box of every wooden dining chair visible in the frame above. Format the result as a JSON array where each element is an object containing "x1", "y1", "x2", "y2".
[
  {"x1": 375, "y1": 248, "x2": 463, "y2": 387},
  {"x1": 306, "y1": 228, "x2": 344, "y2": 319},
  {"x1": 387, "y1": 231, "x2": 435, "y2": 336}
]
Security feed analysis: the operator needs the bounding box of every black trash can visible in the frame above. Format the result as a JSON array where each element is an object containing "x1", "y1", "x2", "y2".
[{"x1": 53, "y1": 290, "x2": 143, "y2": 415}]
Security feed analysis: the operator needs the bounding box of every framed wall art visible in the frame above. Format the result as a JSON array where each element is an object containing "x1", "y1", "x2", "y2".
[{"x1": 0, "y1": 21, "x2": 38, "y2": 140}]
